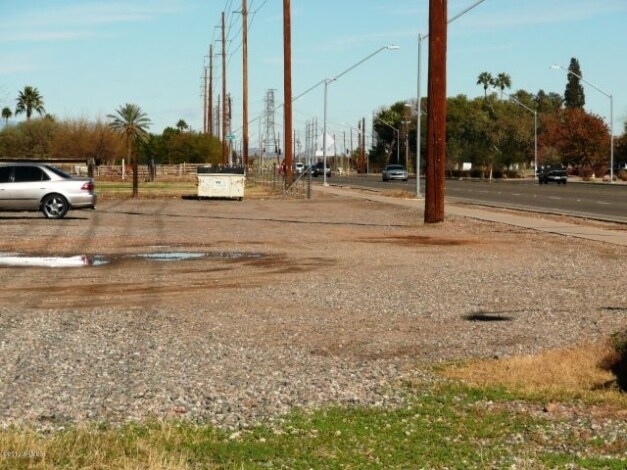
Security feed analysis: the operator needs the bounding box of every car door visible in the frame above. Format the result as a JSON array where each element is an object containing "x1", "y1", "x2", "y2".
[
  {"x1": 11, "y1": 166, "x2": 50, "y2": 210},
  {"x1": 0, "y1": 166, "x2": 14, "y2": 209}
]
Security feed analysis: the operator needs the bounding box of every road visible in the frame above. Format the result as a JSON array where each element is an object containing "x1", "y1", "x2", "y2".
[{"x1": 330, "y1": 175, "x2": 627, "y2": 224}]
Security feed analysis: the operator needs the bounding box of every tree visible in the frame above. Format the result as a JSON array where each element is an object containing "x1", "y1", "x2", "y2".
[
  {"x1": 539, "y1": 108, "x2": 608, "y2": 169},
  {"x1": 615, "y1": 122, "x2": 627, "y2": 171},
  {"x1": 476, "y1": 72, "x2": 494, "y2": 98},
  {"x1": 564, "y1": 57, "x2": 585, "y2": 109},
  {"x1": 535, "y1": 89, "x2": 564, "y2": 114},
  {"x1": 15, "y1": 86, "x2": 46, "y2": 120},
  {"x1": 107, "y1": 103, "x2": 152, "y2": 197},
  {"x1": 0, "y1": 117, "x2": 58, "y2": 159},
  {"x1": 1, "y1": 107, "x2": 11, "y2": 125},
  {"x1": 176, "y1": 119, "x2": 189, "y2": 132},
  {"x1": 493, "y1": 73, "x2": 512, "y2": 97},
  {"x1": 373, "y1": 104, "x2": 403, "y2": 168}
]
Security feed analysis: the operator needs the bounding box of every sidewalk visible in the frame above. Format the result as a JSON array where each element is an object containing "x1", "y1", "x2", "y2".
[{"x1": 315, "y1": 184, "x2": 627, "y2": 247}]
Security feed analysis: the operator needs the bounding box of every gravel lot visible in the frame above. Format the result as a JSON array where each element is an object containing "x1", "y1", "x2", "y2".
[{"x1": 0, "y1": 192, "x2": 626, "y2": 432}]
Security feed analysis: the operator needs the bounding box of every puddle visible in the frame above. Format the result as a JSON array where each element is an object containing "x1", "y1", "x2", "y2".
[
  {"x1": 0, "y1": 251, "x2": 264, "y2": 268},
  {"x1": 133, "y1": 251, "x2": 264, "y2": 261},
  {"x1": 134, "y1": 252, "x2": 207, "y2": 262},
  {"x1": 0, "y1": 253, "x2": 108, "y2": 268}
]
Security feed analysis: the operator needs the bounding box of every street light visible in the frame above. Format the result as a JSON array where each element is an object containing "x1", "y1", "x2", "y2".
[
  {"x1": 322, "y1": 45, "x2": 400, "y2": 186},
  {"x1": 550, "y1": 64, "x2": 614, "y2": 182},
  {"x1": 492, "y1": 87, "x2": 538, "y2": 180},
  {"x1": 373, "y1": 116, "x2": 400, "y2": 164},
  {"x1": 416, "y1": 0, "x2": 488, "y2": 198}
]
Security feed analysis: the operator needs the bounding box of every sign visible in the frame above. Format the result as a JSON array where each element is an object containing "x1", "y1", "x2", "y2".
[{"x1": 226, "y1": 134, "x2": 236, "y2": 141}]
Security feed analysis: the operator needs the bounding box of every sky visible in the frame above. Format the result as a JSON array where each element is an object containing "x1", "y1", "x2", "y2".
[{"x1": 1, "y1": 0, "x2": 626, "y2": 151}]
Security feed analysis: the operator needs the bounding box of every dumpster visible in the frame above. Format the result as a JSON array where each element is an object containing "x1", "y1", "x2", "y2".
[{"x1": 197, "y1": 166, "x2": 245, "y2": 200}]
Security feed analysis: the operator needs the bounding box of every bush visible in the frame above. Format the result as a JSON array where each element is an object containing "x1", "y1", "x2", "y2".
[{"x1": 600, "y1": 330, "x2": 627, "y2": 392}]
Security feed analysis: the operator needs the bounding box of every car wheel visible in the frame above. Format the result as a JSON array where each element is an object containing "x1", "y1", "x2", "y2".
[{"x1": 41, "y1": 194, "x2": 69, "y2": 219}]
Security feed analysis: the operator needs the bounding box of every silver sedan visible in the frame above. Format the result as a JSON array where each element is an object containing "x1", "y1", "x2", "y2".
[
  {"x1": 0, "y1": 162, "x2": 97, "y2": 219},
  {"x1": 381, "y1": 164, "x2": 408, "y2": 182}
]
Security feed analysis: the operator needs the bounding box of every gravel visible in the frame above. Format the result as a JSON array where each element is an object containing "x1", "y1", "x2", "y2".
[{"x1": 0, "y1": 193, "x2": 626, "y2": 435}]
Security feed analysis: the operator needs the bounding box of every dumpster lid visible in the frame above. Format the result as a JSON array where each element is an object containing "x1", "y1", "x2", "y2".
[{"x1": 197, "y1": 165, "x2": 245, "y2": 174}]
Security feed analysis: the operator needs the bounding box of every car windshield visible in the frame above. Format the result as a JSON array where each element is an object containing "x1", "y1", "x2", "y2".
[{"x1": 386, "y1": 165, "x2": 405, "y2": 170}]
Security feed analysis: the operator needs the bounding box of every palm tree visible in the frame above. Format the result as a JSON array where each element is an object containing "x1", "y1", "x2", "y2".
[
  {"x1": 176, "y1": 119, "x2": 189, "y2": 132},
  {"x1": 494, "y1": 73, "x2": 512, "y2": 98},
  {"x1": 107, "y1": 103, "x2": 152, "y2": 197},
  {"x1": 1, "y1": 107, "x2": 12, "y2": 125},
  {"x1": 476, "y1": 72, "x2": 494, "y2": 98},
  {"x1": 15, "y1": 86, "x2": 46, "y2": 120}
]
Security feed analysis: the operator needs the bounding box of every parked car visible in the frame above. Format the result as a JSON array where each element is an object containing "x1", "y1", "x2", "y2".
[
  {"x1": 0, "y1": 162, "x2": 97, "y2": 219},
  {"x1": 294, "y1": 162, "x2": 305, "y2": 174},
  {"x1": 538, "y1": 165, "x2": 567, "y2": 185},
  {"x1": 311, "y1": 161, "x2": 331, "y2": 177},
  {"x1": 382, "y1": 164, "x2": 408, "y2": 182}
]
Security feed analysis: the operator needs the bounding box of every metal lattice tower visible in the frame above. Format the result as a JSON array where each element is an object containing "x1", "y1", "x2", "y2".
[{"x1": 263, "y1": 89, "x2": 278, "y2": 156}]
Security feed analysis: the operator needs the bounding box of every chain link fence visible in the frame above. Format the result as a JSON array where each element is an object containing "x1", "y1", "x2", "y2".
[{"x1": 246, "y1": 164, "x2": 310, "y2": 199}]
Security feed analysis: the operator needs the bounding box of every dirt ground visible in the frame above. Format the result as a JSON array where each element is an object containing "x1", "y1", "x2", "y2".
[{"x1": 1, "y1": 191, "x2": 626, "y2": 365}]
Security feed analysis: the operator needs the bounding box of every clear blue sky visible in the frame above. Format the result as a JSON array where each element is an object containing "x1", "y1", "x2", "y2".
[{"x1": 1, "y1": 0, "x2": 625, "y2": 149}]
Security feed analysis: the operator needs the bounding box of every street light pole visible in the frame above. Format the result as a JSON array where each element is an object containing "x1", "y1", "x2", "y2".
[
  {"x1": 416, "y1": 0, "x2": 488, "y2": 198},
  {"x1": 550, "y1": 64, "x2": 614, "y2": 182},
  {"x1": 493, "y1": 87, "x2": 538, "y2": 180},
  {"x1": 322, "y1": 45, "x2": 400, "y2": 186}
]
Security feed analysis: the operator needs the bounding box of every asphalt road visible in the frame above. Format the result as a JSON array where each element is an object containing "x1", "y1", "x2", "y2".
[{"x1": 330, "y1": 175, "x2": 627, "y2": 224}]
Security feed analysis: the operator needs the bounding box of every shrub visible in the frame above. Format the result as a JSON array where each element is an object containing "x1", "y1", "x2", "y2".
[{"x1": 599, "y1": 330, "x2": 627, "y2": 392}]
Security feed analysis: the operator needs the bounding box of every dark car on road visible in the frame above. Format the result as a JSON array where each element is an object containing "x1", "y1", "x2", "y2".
[
  {"x1": 0, "y1": 162, "x2": 97, "y2": 218},
  {"x1": 538, "y1": 165, "x2": 567, "y2": 185},
  {"x1": 311, "y1": 161, "x2": 331, "y2": 177}
]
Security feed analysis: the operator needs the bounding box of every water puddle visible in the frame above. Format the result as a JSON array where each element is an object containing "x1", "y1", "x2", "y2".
[
  {"x1": 132, "y1": 251, "x2": 264, "y2": 262},
  {"x1": 0, "y1": 251, "x2": 264, "y2": 268},
  {"x1": 134, "y1": 252, "x2": 207, "y2": 262},
  {"x1": 0, "y1": 253, "x2": 108, "y2": 268}
]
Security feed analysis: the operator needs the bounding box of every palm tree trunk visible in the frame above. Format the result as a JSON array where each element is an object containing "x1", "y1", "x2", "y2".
[{"x1": 127, "y1": 138, "x2": 138, "y2": 198}]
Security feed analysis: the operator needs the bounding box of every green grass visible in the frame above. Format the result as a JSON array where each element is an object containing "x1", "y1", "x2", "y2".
[{"x1": 1, "y1": 382, "x2": 625, "y2": 469}]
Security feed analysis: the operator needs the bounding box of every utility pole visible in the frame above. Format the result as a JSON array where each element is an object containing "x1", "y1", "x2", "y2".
[
  {"x1": 283, "y1": 0, "x2": 293, "y2": 184},
  {"x1": 242, "y1": 0, "x2": 249, "y2": 167},
  {"x1": 203, "y1": 65, "x2": 208, "y2": 134},
  {"x1": 221, "y1": 12, "x2": 228, "y2": 165},
  {"x1": 228, "y1": 94, "x2": 233, "y2": 164},
  {"x1": 363, "y1": 117, "x2": 367, "y2": 173},
  {"x1": 208, "y1": 44, "x2": 214, "y2": 137},
  {"x1": 424, "y1": 0, "x2": 447, "y2": 223}
]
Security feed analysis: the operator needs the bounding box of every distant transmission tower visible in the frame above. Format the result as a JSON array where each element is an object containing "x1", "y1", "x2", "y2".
[{"x1": 263, "y1": 89, "x2": 278, "y2": 160}]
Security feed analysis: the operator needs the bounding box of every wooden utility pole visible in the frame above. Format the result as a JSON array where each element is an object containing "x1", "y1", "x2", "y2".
[
  {"x1": 208, "y1": 44, "x2": 214, "y2": 137},
  {"x1": 203, "y1": 65, "x2": 208, "y2": 134},
  {"x1": 360, "y1": 118, "x2": 364, "y2": 172},
  {"x1": 221, "y1": 12, "x2": 228, "y2": 164},
  {"x1": 283, "y1": 0, "x2": 293, "y2": 184},
  {"x1": 424, "y1": 0, "x2": 447, "y2": 223},
  {"x1": 242, "y1": 0, "x2": 249, "y2": 167}
]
